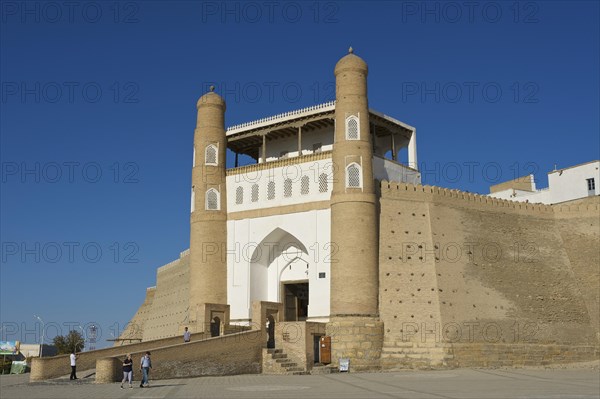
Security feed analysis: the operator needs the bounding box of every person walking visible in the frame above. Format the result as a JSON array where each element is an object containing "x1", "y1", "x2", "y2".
[
  {"x1": 140, "y1": 352, "x2": 152, "y2": 388},
  {"x1": 120, "y1": 354, "x2": 133, "y2": 389},
  {"x1": 183, "y1": 327, "x2": 191, "y2": 343},
  {"x1": 69, "y1": 351, "x2": 78, "y2": 380}
]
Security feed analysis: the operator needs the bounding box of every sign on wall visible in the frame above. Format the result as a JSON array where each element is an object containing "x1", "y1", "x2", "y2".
[{"x1": 0, "y1": 341, "x2": 20, "y2": 355}]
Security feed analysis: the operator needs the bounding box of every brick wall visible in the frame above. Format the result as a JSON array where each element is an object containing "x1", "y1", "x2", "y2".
[
  {"x1": 271, "y1": 322, "x2": 326, "y2": 371},
  {"x1": 96, "y1": 330, "x2": 263, "y2": 381},
  {"x1": 141, "y1": 253, "x2": 190, "y2": 341},
  {"x1": 554, "y1": 196, "x2": 600, "y2": 340},
  {"x1": 118, "y1": 286, "x2": 155, "y2": 344},
  {"x1": 326, "y1": 318, "x2": 384, "y2": 371},
  {"x1": 31, "y1": 330, "x2": 208, "y2": 381},
  {"x1": 378, "y1": 182, "x2": 599, "y2": 368}
]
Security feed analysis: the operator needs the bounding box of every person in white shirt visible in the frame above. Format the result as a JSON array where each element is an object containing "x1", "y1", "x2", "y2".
[
  {"x1": 183, "y1": 327, "x2": 191, "y2": 343},
  {"x1": 69, "y1": 352, "x2": 78, "y2": 380}
]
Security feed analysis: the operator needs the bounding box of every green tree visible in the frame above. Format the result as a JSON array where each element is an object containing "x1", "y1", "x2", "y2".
[{"x1": 53, "y1": 330, "x2": 84, "y2": 354}]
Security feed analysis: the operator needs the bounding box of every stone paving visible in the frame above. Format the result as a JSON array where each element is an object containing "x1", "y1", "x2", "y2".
[{"x1": 1, "y1": 368, "x2": 599, "y2": 399}]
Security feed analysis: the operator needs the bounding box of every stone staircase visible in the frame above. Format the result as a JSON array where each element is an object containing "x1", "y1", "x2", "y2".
[{"x1": 264, "y1": 348, "x2": 307, "y2": 375}]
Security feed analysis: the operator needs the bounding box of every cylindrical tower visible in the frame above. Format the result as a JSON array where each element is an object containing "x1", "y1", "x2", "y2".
[
  {"x1": 189, "y1": 86, "x2": 228, "y2": 326},
  {"x1": 330, "y1": 48, "x2": 379, "y2": 316},
  {"x1": 327, "y1": 48, "x2": 383, "y2": 370}
]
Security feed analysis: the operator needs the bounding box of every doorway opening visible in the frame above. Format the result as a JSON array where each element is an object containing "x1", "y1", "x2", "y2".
[
  {"x1": 210, "y1": 317, "x2": 220, "y2": 337},
  {"x1": 266, "y1": 314, "x2": 275, "y2": 348},
  {"x1": 283, "y1": 282, "x2": 308, "y2": 321},
  {"x1": 313, "y1": 335, "x2": 321, "y2": 364}
]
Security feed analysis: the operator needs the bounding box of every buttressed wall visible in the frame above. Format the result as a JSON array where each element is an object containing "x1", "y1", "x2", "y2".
[
  {"x1": 554, "y1": 198, "x2": 600, "y2": 338},
  {"x1": 379, "y1": 182, "x2": 599, "y2": 368},
  {"x1": 119, "y1": 251, "x2": 190, "y2": 343},
  {"x1": 117, "y1": 287, "x2": 155, "y2": 344}
]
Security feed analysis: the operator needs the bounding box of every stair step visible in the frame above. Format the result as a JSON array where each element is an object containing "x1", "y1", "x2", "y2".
[
  {"x1": 310, "y1": 365, "x2": 337, "y2": 375},
  {"x1": 264, "y1": 348, "x2": 306, "y2": 374},
  {"x1": 275, "y1": 358, "x2": 293, "y2": 364}
]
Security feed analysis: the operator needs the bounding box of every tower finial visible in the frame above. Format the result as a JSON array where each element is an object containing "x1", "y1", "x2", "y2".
[
  {"x1": 209, "y1": 85, "x2": 215, "y2": 92},
  {"x1": 349, "y1": 46, "x2": 353, "y2": 54}
]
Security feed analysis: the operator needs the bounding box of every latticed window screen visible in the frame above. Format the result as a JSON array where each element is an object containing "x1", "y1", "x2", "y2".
[
  {"x1": 205, "y1": 144, "x2": 217, "y2": 165},
  {"x1": 190, "y1": 187, "x2": 195, "y2": 213},
  {"x1": 346, "y1": 164, "x2": 361, "y2": 188},
  {"x1": 301, "y1": 176, "x2": 310, "y2": 195},
  {"x1": 267, "y1": 181, "x2": 275, "y2": 200},
  {"x1": 346, "y1": 116, "x2": 359, "y2": 140},
  {"x1": 319, "y1": 173, "x2": 328, "y2": 193},
  {"x1": 206, "y1": 189, "x2": 219, "y2": 210},
  {"x1": 235, "y1": 186, "x2": 243, "y2": 204},
  {"x1": 284, "y1": 178, "x2": 293, "y2": 197},
  {"x1": 251, "y1": 184, "x2": 259, "y2": 202}
]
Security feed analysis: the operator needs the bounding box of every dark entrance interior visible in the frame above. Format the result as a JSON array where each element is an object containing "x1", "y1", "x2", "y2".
[
  {"x1": 283, "y1": 282, "x2": 308, "y2": 321},
  {"x1": 210, "y1": 317, "x2": 220, "y2": 337},
  {"x1": 313, "y1": 335, "x2": 321, "y2": 364},
  {"x1": 266, "y1": 315, "x2": 275, "y2": 348}
]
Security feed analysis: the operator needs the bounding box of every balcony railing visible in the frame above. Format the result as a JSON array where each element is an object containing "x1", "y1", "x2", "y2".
[{"x1": 226, "y1": 151, "x2": 333, "y2": 176}]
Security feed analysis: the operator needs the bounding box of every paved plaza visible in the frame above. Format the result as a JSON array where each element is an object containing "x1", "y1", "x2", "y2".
[{"x1": 1, "y1": 367, "x2": 599, "y2": 399}]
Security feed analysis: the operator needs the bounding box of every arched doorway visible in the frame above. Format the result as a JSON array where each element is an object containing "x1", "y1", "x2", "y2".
[
  {"x1": 249, "y1": 228, "x2": 310, "y2": 321},
  {"x1": 266, "y1": 315, "x2": 275, "y2": 348},
  {"x1": 210, "y1": 316, "x2": 220, "y2": 337}
]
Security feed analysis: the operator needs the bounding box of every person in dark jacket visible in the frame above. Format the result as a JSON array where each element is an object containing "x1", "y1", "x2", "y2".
[{"x1": 120, "y1": 354, "x2": 133, "y2": 389}]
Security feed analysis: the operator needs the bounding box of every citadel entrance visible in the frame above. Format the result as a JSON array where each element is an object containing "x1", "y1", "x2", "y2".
[
  {"x1": 283, "y1": 282, "x2": 308, "y2": 321},
  {"x1": 250, "y1": 227, "x2": 313, "y2": 321}
]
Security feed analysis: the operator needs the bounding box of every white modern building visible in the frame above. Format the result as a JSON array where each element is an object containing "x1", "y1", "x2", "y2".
[
  {"x1": 14, "y1": 344, "x2": 57, "y2": 358},
  {"x1": 489, "y1": 160, "x2": 599, "y2": 204}
]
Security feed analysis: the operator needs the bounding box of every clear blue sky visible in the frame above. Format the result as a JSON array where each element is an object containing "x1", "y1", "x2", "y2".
[{"x1": 1, "y1": 1, "x2": 598, "y2": 349}]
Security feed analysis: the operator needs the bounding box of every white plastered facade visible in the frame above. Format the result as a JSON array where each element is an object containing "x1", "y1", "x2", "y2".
[
  {"x1": 226, "y1": 209, "x2": 331, "y2": 324},
  {"x1": 226, "y1": 158, "x2": 334, "y2": 324},
  {"x1": 490, "y1": 161, "x2": 599, "y2": 204}
]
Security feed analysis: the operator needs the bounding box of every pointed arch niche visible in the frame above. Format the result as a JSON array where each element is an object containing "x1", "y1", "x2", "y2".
[{"x1": 249, "y1": 228, "x2": 310, "y2": 320}]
